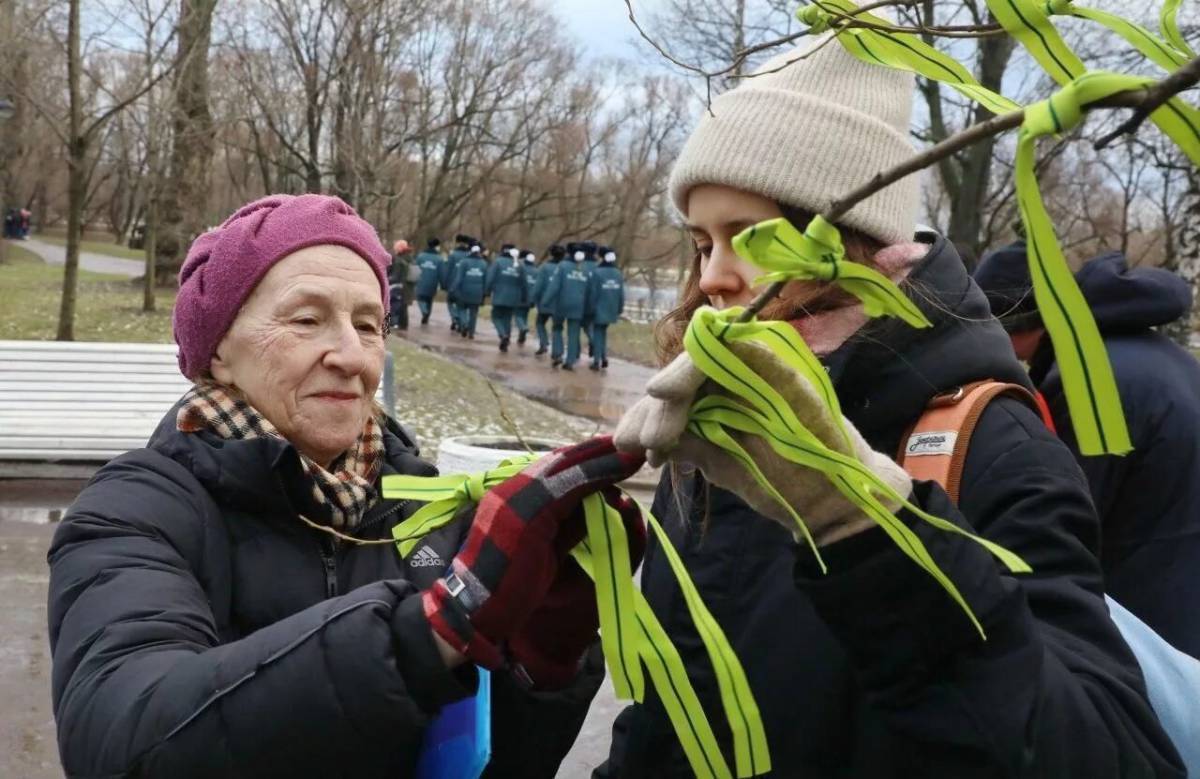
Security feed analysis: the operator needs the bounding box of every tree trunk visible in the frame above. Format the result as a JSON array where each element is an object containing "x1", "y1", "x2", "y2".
[
  {"x1": 1164, "y1": 171, "x2": 1200, "y2": 347},
  {"x1": 944, "y1": 21, "x2": 1014, "y2": 268},
  {"x1": 0, "y1": 0, "x2": 28, "y2": 264},
  {"x1": 57, "y1": 0, "x2": 85, "y2": 341},
  {"x1": 158, "y1": 0, "x2": 218, "y2": 284},
  {"x1": 143, "y1": 196, "x2": 158, "y2": 312},
  {"x1": 305, "y1": 66, "x2": 322, "y2": 193}
]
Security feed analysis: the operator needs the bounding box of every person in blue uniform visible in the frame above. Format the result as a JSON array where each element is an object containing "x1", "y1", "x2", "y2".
[
  {"x1": 487, "y1": 244, "x2": 527, "y2": 352},
  {"x1": 443, "y1": 234, "x2": 471, "y2": 333},
  {"x1": 547, "y1": 243, "x2": 591, "y2": 371},
  {"x1": 413, "y1": 238, "x2": 444, "y2": 326},
  {"x1": 579, "y1": 240, "x2": 599, "y2": 358},
  {"x1": 533, "y1": 245, "x2": 564, "y2": 356},
  {"x1": 514, "y1": 250, "x2": 538, "y2": 346},
  {"x1": 587, "y1": 247, "x2": 625, "y2": 371},
  {"x1": 548, "y1": 243, "x2": 575, "y2": 366},
  {"x1": 450, "y1": 243, "x2": 488, "y2": 339}
]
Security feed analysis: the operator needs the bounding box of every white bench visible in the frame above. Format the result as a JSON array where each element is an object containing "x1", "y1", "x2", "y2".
[{"x1": 0, "y1": 340, "x2": 395, "y2": 477}]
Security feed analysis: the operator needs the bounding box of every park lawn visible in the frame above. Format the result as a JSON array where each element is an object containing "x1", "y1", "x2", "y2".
[
  {"x1": 0, "y1": 244, "x2": 174, "y2": 342},
  {"x1": 388, "y1": 337, "x2": 595, "y2": 455},
  {"x1": 607, "y1": 319, "x2": 658, "y2": 366},
  {"x1": 34, "y1": 233, "x2": 147, "y2": 262}
]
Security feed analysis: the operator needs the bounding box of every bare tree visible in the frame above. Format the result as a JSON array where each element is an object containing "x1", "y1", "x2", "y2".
[
  {"x1": 910, "y1": 0, "x2": 1016, "y2": 267},
  {"x1": 47, "y1": 0, "x2": 175, "y2": 339},
  {"x1": 157, "y1": 0, "x2": 217, "y2": 283}
]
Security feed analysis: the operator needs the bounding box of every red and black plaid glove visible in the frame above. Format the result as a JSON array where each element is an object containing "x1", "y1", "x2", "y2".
[
  {"x1": 507, "y1": 487, "x2": 647, "y2": 689},
  {"x1": 422, "y1": 436, "x2": 645, "y2": 671}
]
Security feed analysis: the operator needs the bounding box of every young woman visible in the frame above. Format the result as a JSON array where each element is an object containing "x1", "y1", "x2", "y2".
[{"x1": 601, "y1": 37, "x2": 1184, "y2": 778}]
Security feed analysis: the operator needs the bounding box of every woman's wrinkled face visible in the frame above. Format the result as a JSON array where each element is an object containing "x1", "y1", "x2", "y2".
[
  {"x1": 685, "y1": 184, "x2": 839, "y2": 317},
  {"x1": 210, "y1": 245, "x2": 385, "y2": 468}
]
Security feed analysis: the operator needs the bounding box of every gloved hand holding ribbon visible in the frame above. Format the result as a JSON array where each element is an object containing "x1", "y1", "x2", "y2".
[
  {"x1": 383, "y1": 437, "x2": 773, "y2": 778},
  {"x1": 415, "y1": 437, "x2": 644, "y2": 676},
  {"x1": 616, "y1": 305, "x2": 1030, "y2": 638},
  {"x1": 615, "y1": 339, "x2": 912, "y2": 549}
]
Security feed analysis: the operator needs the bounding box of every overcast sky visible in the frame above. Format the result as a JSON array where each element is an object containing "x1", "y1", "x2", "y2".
[{"x1": 552, "y1": 0, "x2": 648, "y2": 64}]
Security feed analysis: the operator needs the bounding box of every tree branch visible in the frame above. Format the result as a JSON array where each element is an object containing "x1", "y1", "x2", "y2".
[
  {"x1": 1093, "y1": 60, "x2": 1200, "y2": 150},
  {"x1": 735, "y1": 54, "x2": 1200, "y2": 324}
]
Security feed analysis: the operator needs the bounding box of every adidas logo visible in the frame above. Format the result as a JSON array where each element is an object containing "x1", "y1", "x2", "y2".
[{"x1": 410, "y1": 546, "x2": 445, "y2": 568}]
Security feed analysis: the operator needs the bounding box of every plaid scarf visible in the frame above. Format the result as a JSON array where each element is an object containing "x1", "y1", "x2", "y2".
[{"x1": 177, "y1": 382, "x2": 384, "y2": 529}]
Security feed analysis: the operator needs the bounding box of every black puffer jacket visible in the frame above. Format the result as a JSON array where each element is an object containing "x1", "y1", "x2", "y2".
[
  {"x1": 1030, "y1": 252, "x2": 1200, "y2": 657},
  {"x1": 598, "y1": 235, "x2": 1183, "y2": 778},
  {"x1": 47, "y1": 411, "x2": 603, "y2": 778}
]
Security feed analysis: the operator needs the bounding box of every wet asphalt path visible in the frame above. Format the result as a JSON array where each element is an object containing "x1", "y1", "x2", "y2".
[
  {"x1": 0, "y1": 480, "x2": 82, "y2": 779},
  {"x1": 395, "y1": 302, "x2": 652, "y2": 426}
]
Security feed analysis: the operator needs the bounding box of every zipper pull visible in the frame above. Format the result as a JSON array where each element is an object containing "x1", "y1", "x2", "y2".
[{"x1": 322, "y1": 554, "x2": 338, "y2": 598}]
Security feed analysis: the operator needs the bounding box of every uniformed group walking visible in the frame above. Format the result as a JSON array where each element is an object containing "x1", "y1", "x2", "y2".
[{"x1": 402, "y1": 235, "x2": 626, "y2": 371}]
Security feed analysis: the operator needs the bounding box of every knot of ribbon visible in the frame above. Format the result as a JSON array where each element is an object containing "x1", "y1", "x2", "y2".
[
  {"x1": 382, "y1": 456, "x2": 535, "y2": 557},
  {"x1": 796, "y1": 4, "x2": 833, "y2": 34},
  {"x1": 1042, "y1": 0, "x2": 1073, "y2": 17},
  {"x1": 731, "y1": 215, "x2": 932, "y2": 329}
]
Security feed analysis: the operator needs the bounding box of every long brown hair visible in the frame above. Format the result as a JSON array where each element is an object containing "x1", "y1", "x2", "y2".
[{"x1": 655, "y1": 203, "x2": 884, "y2": 365}]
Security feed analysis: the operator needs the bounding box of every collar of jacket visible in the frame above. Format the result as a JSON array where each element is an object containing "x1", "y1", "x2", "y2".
[
  {"x1": 823, "y1": 231, "x2": 1033, "y2": 454},
  {"x1": 1027, "y1": 333, "x2": 1057, "y2": 387},
  {"x1": 147, "y1": 402, "x2": 436, "y2": 527}
]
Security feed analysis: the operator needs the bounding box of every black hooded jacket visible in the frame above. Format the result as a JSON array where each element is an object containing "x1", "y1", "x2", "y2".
[
  {"x1": 47, "y1": 410, "x2": 603, "y2": 778},
  {"x1": 1029, "y1": 251, "x2": 1200, "y2": 657},
  {"x1": 598, "y1": 235, "x2": 1183, "y2": 778}
]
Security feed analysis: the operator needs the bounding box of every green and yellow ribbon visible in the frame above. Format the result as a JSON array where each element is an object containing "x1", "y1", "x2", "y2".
[
  {"x1": 789, "y1": 0, "x2": 1200, "y2": 454},
  {"x1": 1015, "y1": 70, "x2": 1200, "y2": 454},
  {"x1": 1045, "y1": 0, "x2": 1190, "y2": 72},
  {"x1": 732, "y1": 214, "x2": 933, "y2": 329},
  {"x1": 684, "y1": 307, "x2": 1031, "y2": 637},
  {"x1": 1161, "y1": 0, "x2": 1196, "y2": 59},
  {"x1": 984, "y1": 0, "x2": 1199, "y2": 162},
  {"x1": 985, "y1": 0, "x2": 1086, "y2": 83},
  {"x1": 382, "y1": 464, "x2": 772, "y2": 777},
  {"x1": 798, "y1": 0, "x2": 1020, "y2": 115},
  {"x1": 385, "y1": 458, "x2": 534, "y2": 557}
]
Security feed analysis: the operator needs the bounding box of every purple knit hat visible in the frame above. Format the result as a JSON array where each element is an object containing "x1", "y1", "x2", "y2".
[{"x1": 173, "y1": 194, "x2": 391, "y2": 379}]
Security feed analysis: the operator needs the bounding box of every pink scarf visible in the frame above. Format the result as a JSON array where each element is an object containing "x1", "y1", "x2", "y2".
[{"x1": 788, "y1": 242, "x2": 928, "y2": 356}]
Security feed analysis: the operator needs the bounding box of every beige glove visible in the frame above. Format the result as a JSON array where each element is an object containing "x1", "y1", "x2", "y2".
[{"x1": 615, "y1": 344, "x2": 913, "y2": 547}]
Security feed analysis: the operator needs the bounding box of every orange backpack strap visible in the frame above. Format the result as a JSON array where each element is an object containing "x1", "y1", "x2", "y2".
[{"x1": 896, "y1": 381, "x2": 1037, "y2": 504}]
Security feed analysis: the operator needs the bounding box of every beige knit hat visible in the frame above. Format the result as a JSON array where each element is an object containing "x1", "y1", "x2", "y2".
[{"x1": 668, "y1": 34, "x2": 919, "y2": 246}]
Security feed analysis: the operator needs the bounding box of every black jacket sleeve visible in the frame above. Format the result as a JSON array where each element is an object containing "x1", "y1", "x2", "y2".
[
  {"x1": 486, "y1": 642, "x2": 606, "y2": 778},
  {"x1": 794, "y1": 398, "x2": 1184, "y2": 777},
  {"x1": 47, "y1": 455, "x2": 472, "y2": 778}
]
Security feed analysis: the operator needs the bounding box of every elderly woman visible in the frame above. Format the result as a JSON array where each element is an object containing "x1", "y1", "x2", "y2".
[{"x1": 47, "y1": 195, "x2": 642, "y2": 778}]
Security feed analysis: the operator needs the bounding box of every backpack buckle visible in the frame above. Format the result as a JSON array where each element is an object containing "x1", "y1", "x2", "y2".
[{"x1": 929, "y1": 386, "x2": 966, "y2": 408}]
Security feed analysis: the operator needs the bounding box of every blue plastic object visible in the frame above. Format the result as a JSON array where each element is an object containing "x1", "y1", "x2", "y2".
[
  {"x1": 1106, "y1": 597, "x2": 1200, "y2": 774},
  {"x1": 415, "y1": 668, "x2": 491, "y2": 779}
]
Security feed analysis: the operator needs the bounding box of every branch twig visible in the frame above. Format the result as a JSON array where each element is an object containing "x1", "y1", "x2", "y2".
[
  {"x1": 622, "y1": 0, "x2": 963, "y2": 108},
  {"x1": 1093, "y1": 60, "x2": 1200, "y2": 150},
  {"x1": 485, "y1": 379, "x2": 534, "y2": 454},
  {"x1": 735, "y1": 55, "x2": 1200, "y2": 324}
]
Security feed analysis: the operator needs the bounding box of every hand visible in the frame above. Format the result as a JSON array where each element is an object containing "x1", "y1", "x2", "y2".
[
  {"x1": 507, "y1": 487, "x2": 647, "y2": 689},
  {"x1": 615, "y1": 343, "x2": 912, "y2": 547},
  {"x1": 421, "y1": 436, "x2": 645, "y2": 671}
]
